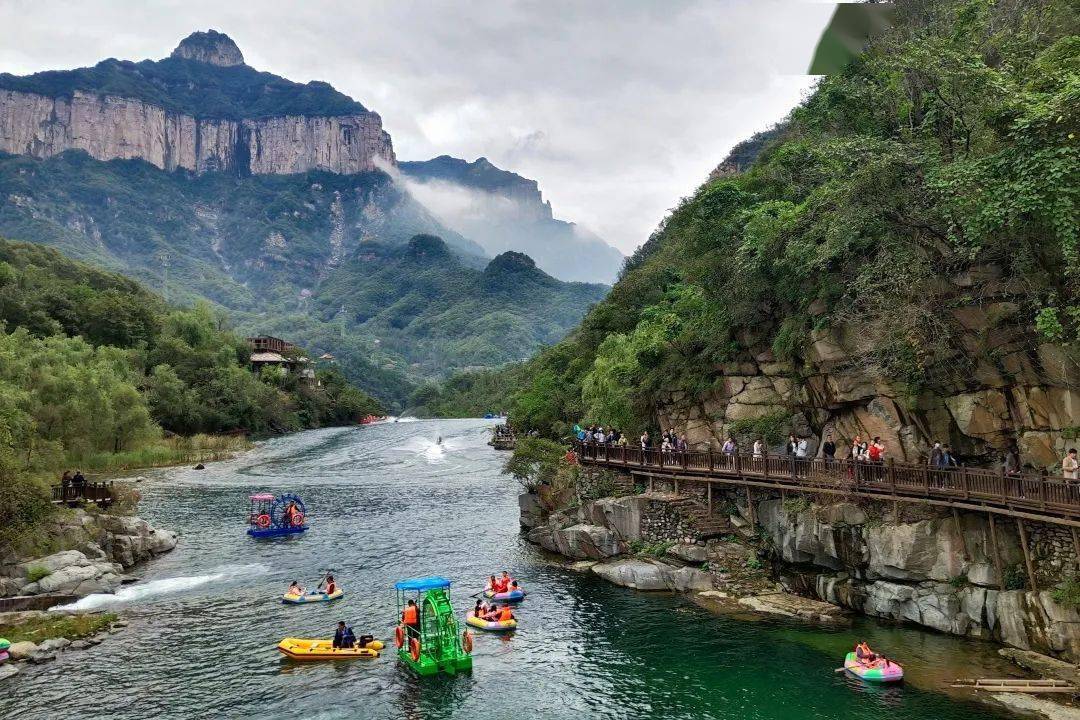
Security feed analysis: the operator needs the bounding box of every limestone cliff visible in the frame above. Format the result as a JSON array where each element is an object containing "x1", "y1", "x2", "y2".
[
  {"x1": 657, "y1": 313, "x2": 1080, "y2": 470},
  {"x1": 0, "y1": 32, "x2": 394, "y2": 175}
]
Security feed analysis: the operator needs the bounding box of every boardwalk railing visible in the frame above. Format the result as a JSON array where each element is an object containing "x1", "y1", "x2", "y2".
[
  {"x1": 51, "y1": 482, "x2": 115, "y2": 507},
  {"x1": 574, "y1": 441, "x2": 1080, "y2": 524}
]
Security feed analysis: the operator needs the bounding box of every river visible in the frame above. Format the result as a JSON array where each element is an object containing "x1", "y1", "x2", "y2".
[{"x1": 5, "y1": 419, "x2": 1023, "y2": 719}]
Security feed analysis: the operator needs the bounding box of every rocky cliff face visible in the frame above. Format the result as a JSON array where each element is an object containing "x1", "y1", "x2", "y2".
[
  {"x1": 524, "y1": 483, "x2": 1080, "y2": 662},
  {"x1": 0, "y1": 89, "x2": 394, "y2": 175},
  {"x1": 757, "y1": 499, "x2": 1080, "y2": 662},
  {"x1": 657, "y1": 303, "x2": 1080, "y2": 470},
  {"x1": 0, "y1": 33, "x2": 394, "y2": 176},
  {"x1": 0, "y1": 509, "x2": 177, "y2": 598}
]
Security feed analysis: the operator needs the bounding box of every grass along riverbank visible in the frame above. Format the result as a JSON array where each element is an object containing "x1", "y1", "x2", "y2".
[
  {"x1": 68, "y1": 433, "x2": 253, "y2": 474},
  {"x1": 0, "y1": 611, "x2": 117, "y2": 645}
]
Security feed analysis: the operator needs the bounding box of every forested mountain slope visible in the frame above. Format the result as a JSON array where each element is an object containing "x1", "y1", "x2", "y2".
[{"x1": 498, "y1": 0, "x2": 1079, "y2": 471}]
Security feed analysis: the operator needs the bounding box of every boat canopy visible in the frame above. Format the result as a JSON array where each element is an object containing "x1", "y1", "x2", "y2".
[
  {"x1": 249, "y1": 493, "x2": 275, "y2": 501},
  {"x1": 394, "y1": 576, "x2": 451, "y2": 591}
]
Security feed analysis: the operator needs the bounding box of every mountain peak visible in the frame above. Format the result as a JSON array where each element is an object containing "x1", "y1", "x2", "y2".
[
  {"x1": 485, "y1": 251, "x2": 538, "y2": 274},
  {"x1": 171, "y1": 30, "x2": 245, "y2": 67}
]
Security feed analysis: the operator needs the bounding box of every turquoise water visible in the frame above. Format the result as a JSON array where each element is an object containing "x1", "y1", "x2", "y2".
[{"x1": 4, "y1": 419, "x2": 1018, "y2": 719}]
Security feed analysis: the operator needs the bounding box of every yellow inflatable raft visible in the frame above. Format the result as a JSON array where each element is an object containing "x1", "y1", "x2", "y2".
[
  {"x1": 276, "y1": 638, "x2": 384, "y2": 661},
  {"x1": 465, "y1": 611, "x2": 517, "y2": 632}
]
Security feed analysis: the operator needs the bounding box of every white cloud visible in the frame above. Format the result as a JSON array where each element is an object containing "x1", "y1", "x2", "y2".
[{"x1": 0, "y1": 0, "x2": 835, "y2": 253}]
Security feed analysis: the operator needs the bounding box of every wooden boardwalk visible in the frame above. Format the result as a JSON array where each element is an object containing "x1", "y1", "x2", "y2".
[{"x1": 574, "y1": 442, "x2": 1080, "y2": 529}]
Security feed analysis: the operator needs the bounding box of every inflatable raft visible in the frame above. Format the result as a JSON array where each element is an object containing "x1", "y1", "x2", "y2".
[
  {"x1": 282, "y1": 589, "x2": 344, "y2": 604},
  {"x1": 277, "y1": 638, "x2": 383, "y2": 661},
  {"x1": 466, "y1": 611, "x2": 517, "y2": 632},
  {"x1": 483, "y1": 587, "x2": 526, "y2": 602},
  {"x1": 843, "y1": 652, "x2": 903, "y2": 682}
]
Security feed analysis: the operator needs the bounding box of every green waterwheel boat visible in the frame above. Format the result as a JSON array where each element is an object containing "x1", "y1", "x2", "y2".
[{"x1": 393, "y1": 576, "x2": 473, "y2": 676}]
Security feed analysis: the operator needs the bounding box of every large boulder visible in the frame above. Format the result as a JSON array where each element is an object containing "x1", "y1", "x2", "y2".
[
  {"x1": 592, "y1": 559, "x2": 713, "y2": 592},
  {"x1": 94, "y1": 514, "x2": 178, "y2": 568},
  {"x1": 527, "y1": 523, "x2": 626, "y2": 560},
  {"x1": 7, "y1": 641, "x2": 36, "y2": 661},
  {"x1": 865, "y1": 520, "x2": 965, "y2": 582},
  {"x1": 518, "y1": 492, "x2": 544, "y2": 529},
  {"x1": 593, "y1": 559, "x2": 669, "y2": 590},
  {"x1": 667, "y1": 543, "x2": 708, "y2": 564},
  {"x1": 581, "y1": 497, "x2": 646, "y2": 541},
  {"x1": 15, "y1": 550, "x2": 123, "y2": 596}
]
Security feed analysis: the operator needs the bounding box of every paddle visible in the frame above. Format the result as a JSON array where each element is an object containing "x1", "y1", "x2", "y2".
[{"x1": 834, "y1": 668, "x2": 846, "y2": 673}]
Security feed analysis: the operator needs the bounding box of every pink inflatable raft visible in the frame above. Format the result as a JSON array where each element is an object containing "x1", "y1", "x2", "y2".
[{"x1": 843, "y1": 652, "x2": 904, "y2": 683}]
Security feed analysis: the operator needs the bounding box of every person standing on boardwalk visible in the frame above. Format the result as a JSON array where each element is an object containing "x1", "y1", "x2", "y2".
[
  {"x1": 929, "y1": 442, "x2": 943, "y2": 468},
  {"x1": 1063, "y1": 449, "x2": 1079, "y2": 480},
  {"x1": 822, "y1": 434, "x2": 836, "y2": 462}
]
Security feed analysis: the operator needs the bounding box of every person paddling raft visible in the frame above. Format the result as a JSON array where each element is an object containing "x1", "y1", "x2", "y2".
[{"x1": 317, "y1": 574, "x2": 338, "y2": 596}]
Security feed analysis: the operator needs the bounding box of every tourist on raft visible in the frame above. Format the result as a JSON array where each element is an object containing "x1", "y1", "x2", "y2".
[
  {"x1": 489, "y1": 571, "x2": 512, "y2": 594},
  {"x1": 854, "y1": 640, "x2": 875, "y2": 663},
  {"x1": 288, "y1": 580, "x2": 304, "y2": 596},
  {"x1": 283, "y1": 501, "x2": 301, "y2": 526},
  {"x1": 318, "y1": 574, "x2": 338, "y2": 595},
  {"x1": 483, "y1": 604, "x2": 514, "y2": 622},
  {"x1": 333, "y1": 621, "x2": 357, "y2": 649}
]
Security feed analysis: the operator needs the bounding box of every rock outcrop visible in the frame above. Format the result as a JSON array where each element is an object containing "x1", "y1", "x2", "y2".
[
  {"x1": 12, "y1": 550, "x2": 122, "y2": 597},
  {"x1": 657, "y1": 320, "x2": 1080, "y2": 470},
  {"x1": 591, "y1": 558, "x2": 713, "y2": 592},
  {"x1": 0, "y1": 510, "x2": 177, "y2": 598},
  {"x1": 171, "y1": 30, "x2": 245, "y2": 66},
  {"x1": 758, "y1": 499, "x2": 1080, "y2": 661}
]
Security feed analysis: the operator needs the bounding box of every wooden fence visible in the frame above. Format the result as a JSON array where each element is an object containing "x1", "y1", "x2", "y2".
[{"x1": 574, "y1": 441, "x2": 1080, "y2": 526}]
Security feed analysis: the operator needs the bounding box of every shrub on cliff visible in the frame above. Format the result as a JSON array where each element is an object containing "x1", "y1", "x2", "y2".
[{"x1": 503, "y1": 438, "x2": 566, "y2": 493}]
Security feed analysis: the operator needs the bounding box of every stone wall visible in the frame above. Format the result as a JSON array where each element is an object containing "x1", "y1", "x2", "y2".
[{"x1": 0, "y1": 90, "x2": 395, "y2": 176}]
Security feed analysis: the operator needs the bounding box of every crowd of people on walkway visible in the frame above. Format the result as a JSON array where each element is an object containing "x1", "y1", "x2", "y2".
[{"x1": 576, "y1": 420, "x2": 1080, "y2": 481}]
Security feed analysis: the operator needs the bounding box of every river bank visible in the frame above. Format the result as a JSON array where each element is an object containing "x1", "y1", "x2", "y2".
[{"x1": 0, "y1": 434, "x2": 255, "y2": 681}]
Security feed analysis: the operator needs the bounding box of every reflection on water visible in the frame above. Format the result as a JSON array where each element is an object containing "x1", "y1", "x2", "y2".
[{"x1": 4, "y1": 420, "x2": 1017, "y2": 720}]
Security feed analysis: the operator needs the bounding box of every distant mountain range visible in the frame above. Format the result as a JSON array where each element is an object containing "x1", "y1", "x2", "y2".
[
  {"x1": 0, "y1": 31, "x2": 617, "y2": 405},
  {"x1": 400, "y1": 156, "x2": 624, "y2": 284}
]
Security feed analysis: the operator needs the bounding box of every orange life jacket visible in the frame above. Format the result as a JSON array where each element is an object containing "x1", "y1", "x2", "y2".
[
  {"x1": 493, "y1": 578, "x2": 509, "y2": 593},
  {"x1": 498, "y1": 607, "x2": 513, "y2": 622},
  {"x1": 402, "y1": 605, "x2": 418, "y2": 624}
]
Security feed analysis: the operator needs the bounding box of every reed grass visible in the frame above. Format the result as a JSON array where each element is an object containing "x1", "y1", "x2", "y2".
[{"x1": 65, "y1": 434, "x2": 253, "y2": 473}]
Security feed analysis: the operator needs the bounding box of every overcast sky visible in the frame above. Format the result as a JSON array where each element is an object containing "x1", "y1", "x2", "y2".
[{"x1": 0, "y1": 0, "x2": 835, "y2": 254}]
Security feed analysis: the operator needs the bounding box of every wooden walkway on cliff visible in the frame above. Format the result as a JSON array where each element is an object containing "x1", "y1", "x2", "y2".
[{"x1": 575, "y1": 440, "x2": 1080, "y2": 592}]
